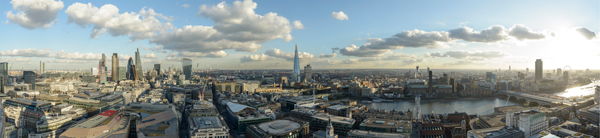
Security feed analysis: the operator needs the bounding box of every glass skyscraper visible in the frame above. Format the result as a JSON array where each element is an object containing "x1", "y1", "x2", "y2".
[
  {"x1": 0, "y1": 62, "x2": 7, "y2": 86},
  {"x1": 291, "y1": 44, "x2": 301, "y2": 82},
  {"x1": 182, "y1": 58, "x2": 192, "y2": 80},
  {"x1": 127, "y1": 57, "x2": 135, "y2": 80},
  {"x1": 135, "y1": 48, "x2": 143, "y2": 80}
]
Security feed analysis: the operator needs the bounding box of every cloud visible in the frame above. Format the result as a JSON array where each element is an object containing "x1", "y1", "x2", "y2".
[
  {"x1": 264, "y1": 48, "x2": 315, "y2": 61},
  {"x1": 449, "y1": 25, "x2": 508, "y2": 43},
  {"x1": 165, "y1": 56, "x2": 181, "y2": 61},
  {"x1": 343, "y1": 59, "x2": 360, "y2": 64},
  {"x1": 402, "y1": 58, "x2": 426, "y2": 64},
  {"x1": 1, "y1": 58, "x2": 30, "y2": 62},
  {"x1": 359, "y1": 52, "x2": 417, "y2": 61},
  {"x1": 180, "y1": 51, "x2": 228, "y2": 58},
  {"x1": 424, "y1": 51, "x2": 447, "y2": 58},
  {"x1": 53, "y1": 50, "x2": 102, "y2": 60},
  {"x1": 339, "y1": 44, "x2": 390, "y2": 57},
  {"x1": 144, "y1": 53, "x2": 156, "y2": 58},
  {"x1": 151, "y1": 0, "x2": 298, "y2": 53},
  {"x1": 143, "y1": 45, "x2": 166, "y2": 53},
  {"x1": 240, "y1": 54, "x2": 268, "y2": 62},
  {"x1": 319, "y1": 53, "x2": 337, "y2": 58},
  {"x1": 6, "y1": 0, "x2": 64, "y2": 29},
  {"x1": 443, "y1": 60, "x2": 475, "y2": 66},
  {"x1": 331, "y1": 11, "x2": 348, "y2": 20},
  {"x1": 508, "y1": 24, "x2": 549, "y2": 40},
  {"x1": 292, "y1": 20, "x2": 304, "y2": 29},
  {"x1": 46, "y1": 60, "x2": 92, "y2": 63},
  {"x1": 331, "y1": 47, "x2": 340, "y2": 53},
  {"x1": 65, "y1": 2, "x2": 173, "y2": 40},
  {"x1": 575, "y1": 27, "x2": 597, "y2": 40},
  {"x1": 0, "y1": 48, "x2": 53, "y2": 57},
  {"x1": 443, "y1": 50, "x2": 510, "y2": 59},
  {"x1": 181, "y1": 4, "x2": 190, "y2": 8}
]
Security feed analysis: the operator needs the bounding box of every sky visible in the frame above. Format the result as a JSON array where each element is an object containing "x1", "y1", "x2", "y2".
[{"x1": 0, "y1": 0, "x2": 599, "y2": 71}]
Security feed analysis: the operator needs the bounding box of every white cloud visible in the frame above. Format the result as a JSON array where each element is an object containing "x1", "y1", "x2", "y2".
[
  {"x1": 53, "y1": 50, "x2": 102, "y2": 60},
  {"x1": 166, "y1": 56, "x2": 181, "y2": 61},
  {"x1": 575, "y1": 27, "x2": 597, "y2": 40},
  {"x1": 240, "y1": 54, "x2": 268, "y2": 62},
  {"x1": 65, "y1": 2, "x2": 173, "y2": 40},
  {"x1": 181, "y1": 4, "x2": 190, "y2": 8},
  {"x1": 180, "y1": 51, "x2": 228, "y2": 58},
  {"x1": 331, "y1": 11, "x2": 348, "y2": 20},
  {"x1": 319, "y1": 53, "x2": 337, "y2": 58},
  {"x1": 343, "y1": 59, "x2": 360, "y2": 64},
  {"x1": 1, "y1": 58, "x2": 30, "y2": 62},
  {"x1": 46, "y1": 60, "x2": 91, "y2": 63},
  {"x1": 424, "y1": 52, "x2": 447, "y2": 58},
  {"x1": 0, "y1": 48, "x2": 53, "y2": 57},
  {"x1": 292, "y1": 20, "x2": 304, "y2": 29},
  {"x1": 143, "y1": 45, "x2": 166, "y2": 53},
  {"x1": 152, "y1": 0, "x2": 298, "y2": 53},
  {"x1": 449, "y1": 25, "x2": 508, "y2": 43},
  {"x1": 443, "y1": 50, "x2": 510, "y2": 59},
  {"x1": 144, "y1": 53, "x2": 156, "y2": 58},
  {"x1": 6, "y1": 0, "x2": 64, "y2": 29},
  {"x1": 508, "y1": 24, "x2": 551, "y2": 40},
  {"x1": 264, "y1": 48, "x2": 314, "y2": 61},
  {"x1": 339, "y1": 44, "x2": 390, "y2": 57}
]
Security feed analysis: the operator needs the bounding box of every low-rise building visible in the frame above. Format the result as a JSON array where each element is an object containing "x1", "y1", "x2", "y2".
[
  {"x1": 311, "y1": 114, "x2": 355, "y2": 136},
  {"x1": 467, "y1": 126, "x2": 524, "y2": 138},
  {"x1": 347, "y1": 130, "x2": 409, "y2": 138},
  {"x1": 246, "y1": 119, "x2": 310, "y2": 138},
  {"x1": 188, "y1": 116, "x2": 230, "y2": 138},
  {"x1": 358, "y1": 118, "x2": 411, "y2": 134}
]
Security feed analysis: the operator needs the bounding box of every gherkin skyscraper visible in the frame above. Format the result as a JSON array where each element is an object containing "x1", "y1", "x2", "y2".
[{"x1": 291, "y1": 44, "x2": 301, "y2": 82}]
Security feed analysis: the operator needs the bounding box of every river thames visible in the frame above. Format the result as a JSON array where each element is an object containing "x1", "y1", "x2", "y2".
[{"x1": 361, "y1": 81, "x2": 600, "y2": 115}]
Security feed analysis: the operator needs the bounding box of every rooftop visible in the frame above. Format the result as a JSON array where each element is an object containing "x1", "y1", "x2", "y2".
[
  {"x1": 312, "y1": 113, "x2": 356, "y2": 125},
  {"x1": 348, "y1": 130, "x2": 409, "y2": 138},
  {"x1": 191, "y1": 116, "x2": 224, "y2": 129},
  {"x1": 258, "y1": 120, "x2": 301, "y2": 135},
  {"x1": 360, "y1": 118, "x2": 410, "y2": 129}
]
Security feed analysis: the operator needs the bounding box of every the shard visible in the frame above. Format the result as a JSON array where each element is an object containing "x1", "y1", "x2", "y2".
[{"x1": 291, "y1": 44, "x2": 301, "y2": 82}]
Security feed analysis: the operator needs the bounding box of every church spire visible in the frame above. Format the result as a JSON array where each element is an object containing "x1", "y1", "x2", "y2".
[{"x1": 326, "y1": 115, "x2": 335, "y2": 137}]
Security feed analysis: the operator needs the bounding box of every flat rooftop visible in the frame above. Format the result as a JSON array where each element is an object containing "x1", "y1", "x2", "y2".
[
  {"x1": 360, "y1": 118, "x2": 410, "y2": 129},
  {"x1": 72, "y1": 109, "x2": 118, "y2": 129},
  {"x1": 312, "y1": 113, "x2": 356, "y2": 125},
  {"x1": 348, "y1": 130, "x2": 409, "y2": 138},
  {"x1": 191, "y1": 116, "x2": 224, "y2": 129},
  {"x1": 258, "y1": 120, "x2": 301, "y2": 135}
]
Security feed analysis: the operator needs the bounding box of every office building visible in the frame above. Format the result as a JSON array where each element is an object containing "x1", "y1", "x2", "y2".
[
  {"x1": 557, "y1": 68, "x2": 562, "y2": 77},
  {"x1": 291, "y1": 44, "x2": 301, "y2": 82},
  {"x1": 126, "y1": 57, "x2": 135, "y2": 80},
  {"x1": 154, "y1": 64, "x2": 160, "y2": 76},
  {"x1": 347, "y1": 130, "x2": 409, "y2": 138},
  {"x1": 535, "y1": 59, "x2": 543, "y2": 81},
  {"x1": 226, "y1": 102, "x2": 272, "y2": 134},
  {"x1": 505, "y1": 109, "x2": 548, "y2": 137},
  {"x1": 23, "y1": 71, "x2": 36, "y2": 90},
  {"x1": 111, "y1": 53, "x2": 118, "y2": 81},
  {"x1": 0, "y1": 62, "x2": 7, "y2": 86},
  {"x1": 246, "y1": 119, "x2": 310, "y2": 138},
  {"x1": 60, "y1": 108, "x2": 126, "y2": 138},
  {"x1": 40, "y1": 61, "x2": 45, "y2": 74},
  {"x1": 91, "y1": 68, "x2": 98, "y2": 76},
  {"x1": 189, "y1": 116, "x2": 230, "y2": 138},
  {"x1": 311, "y1": 114, "x2": 355, "y2": 136},
  {"x1": 313, "y1": 116, "x2": 339, "y2": 138},
  {"x1": 135, "y1": 48, "x2": 143, "y2": 80},
  {"x1": 467, "y1": 126, "x2": 524, "y2": 138},
  {"x1": 358, "y1": 118, "x2": 411, "y2": 134},
  {"x1": 596, "y1": 86, "x2": 600, "y2": 103},
  {"x1": 118, "y1": 66, "x2": 126, "y2": 81},
  {"x1": 304, "y1": 64, "x2": 312, "y2": 82},
  {"x1": 98, "y1": 54, "x2": 107, "y2": 84},
  {"x1": 182, "y1": 58, "x2": 192, "y2": 80}
]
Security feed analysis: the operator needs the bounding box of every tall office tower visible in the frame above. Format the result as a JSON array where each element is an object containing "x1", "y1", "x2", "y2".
[
  {"x1": 135, "y1": 48, "x2": 143, "y2": 80},
  {"x1": 154, "y1": 64, "x2": 161, "y2": 76},
  {"x1": 428, "y1": 71, "x2": 433, "y2": 93},
  {"x1": 98, "y1": 54, "x2": 107, "y2": 83},
  {"x1": 118, "y1": 66, "x2": 126, "y2": 81},
  {"x1": 526, "y1": 68, "x2": 529, "y2": 73},
  {"x1": 304, "y1": 64, "x2": 312, "y2": 82},
  {"x1": 23, "y1": 71, "x2": 36, "y2": 90},
  {"x1": 563, "y1": 71, "x2": 569, "y2": 82},
  {"x1": 535, "y1": 59, "x2": 543, "y2": 81},
  {"x1": 486, "y1": 72, "x2": 493, "y2": 82},
  {"x1": 182, "y1": 58, "x2": 192, "y2": 80},
  {"x1": 416, "y1": 66, "x2": 420, "y2": 77},
  {"x1": 127, "y1": 57, "x2": 135, "y2": 80},
  {"x1": 111, "y1": 53, "x2": 119, "y2": 81},
  {"x1": 557, "y1": 68, "x2": 562, "y2": 77},
  {"x1": 0, "y1": 62, "x2": 8, "y2": 86},
  {"x1": 291, "y1": 44, "x2": 301, "y2": 82},
  {"x1": 509, "y1": 66, "x2": 511, "y2": 71},
  {"x1": 39, "y1": 61, "x2": 45, "y2": 74}
]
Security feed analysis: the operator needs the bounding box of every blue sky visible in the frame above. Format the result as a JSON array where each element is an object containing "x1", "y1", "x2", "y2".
[{"x1": 1, "y1": 0, "x2": 599, "y2": 70}]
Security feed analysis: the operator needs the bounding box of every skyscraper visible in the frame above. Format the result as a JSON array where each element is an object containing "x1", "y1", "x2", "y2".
[
  {"x1": 118, "y1": 66, "x2": 126, "y2": 81},
  {"x1": 135, "y1": 48, "x2": 143, "y2": 80},
  {"x1": 0, "y1": 62, "x2": 7, "y2": 86},
  {"x1": 557, "y1": 68, "x2": 562, "y2": 77},
  {"x1": 40, "y1": 61, "x2": 44, "y2": 74},
  {"x1": 563, "y1": 71, "x2": 569, "y2": 82},
  {"x1": 535, "y1": 59, "x2": 543, "y2": 81},
  {"x1": 154, "y1": 64, "x2": 161, "y2": 76},
  {"x1": 127, "y1": 57, "x2": 135, "y2": 80},
  {"x1": 304, "y1": 64, "x2": 312, "y2": 82},
  {"x1": 182, "y1": 58, "x2": 192, "y2": 80},
  {"x1": 112, "y1": 53, "x2": 119, "y2": 81},
  {"x1": 99, "y1": 54, "x2": 107, "y2": 83},
  {"x1": 291, "y1": 44, "x2": 301, "y2": 82}
]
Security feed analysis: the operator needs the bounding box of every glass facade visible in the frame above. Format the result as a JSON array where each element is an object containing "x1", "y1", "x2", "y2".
[{"x1": 182, "y1": 58, "x2": 192, "y2": 80}]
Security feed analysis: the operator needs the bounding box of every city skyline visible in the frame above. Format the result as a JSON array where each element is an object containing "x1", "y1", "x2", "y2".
[{"x1": 1, "y1": 0, "x2": 599, "y2": 70}]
